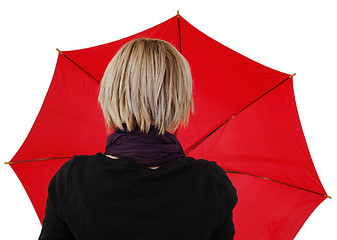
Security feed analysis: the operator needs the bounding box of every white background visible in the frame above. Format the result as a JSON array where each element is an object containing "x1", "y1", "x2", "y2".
[{"x1": 0, "y1": 0, "x2": 336, "y2": 239}]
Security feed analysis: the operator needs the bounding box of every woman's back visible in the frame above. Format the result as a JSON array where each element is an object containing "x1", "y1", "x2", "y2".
[
  {"x1": 39, "y1": 153, "x2": 237, "y2": 240},
  {"x1": 39, "y1": 37, "x2": 238, "y2": 240}
]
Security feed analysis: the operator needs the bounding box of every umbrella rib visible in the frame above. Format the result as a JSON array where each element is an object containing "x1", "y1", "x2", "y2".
[
  {"x1": 184, "y1": 73, "x2": 296, "y2": 155},
  {"x1": 174, "y1": 10, "x2": 182, "y2": 137},
  {"x1": 177, "y1": 10, "x2": 182, "y2": 53},
  {"x1": 6, "y1": 158, "x2": 331, "y2": 198},
  {"x1": 225, "y1": 169, "x2": 331, "y2": 199},
  {"x1": 56, "y1": 49, "x2": 100, "y2": 84},
  {"x1": 5, "y1": 156, "x2": 73, "y2": 164}
]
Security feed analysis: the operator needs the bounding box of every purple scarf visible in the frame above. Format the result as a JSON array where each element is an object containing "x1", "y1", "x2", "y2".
[{"x1": 104, "y1": 124, "x2": 186, "y2": 167}]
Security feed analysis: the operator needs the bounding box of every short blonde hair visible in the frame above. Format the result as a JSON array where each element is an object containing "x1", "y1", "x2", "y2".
[{"x1": 98, "y1": 38, "x2": 194, "y2": 135}]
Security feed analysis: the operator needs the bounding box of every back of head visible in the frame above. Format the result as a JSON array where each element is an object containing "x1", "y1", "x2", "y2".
[{"x1": 98, "y1": 38, "x2": 194, "y2": 135}]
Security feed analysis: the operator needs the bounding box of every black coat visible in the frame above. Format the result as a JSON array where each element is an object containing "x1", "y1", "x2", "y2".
[{"x1": 38, "y1": 152, "x2": 238, "y2": 240}]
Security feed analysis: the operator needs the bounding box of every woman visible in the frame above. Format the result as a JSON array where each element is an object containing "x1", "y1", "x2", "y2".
[{"x1": 38, "y1": 38, "x2": 238, "y2": 240}]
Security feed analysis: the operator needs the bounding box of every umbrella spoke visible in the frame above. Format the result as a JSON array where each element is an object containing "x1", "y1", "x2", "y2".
[
  {"x1": 226, "y1": 169, "x2": 331, "y2": 199},
  {"x1": 5, "y1": 156, "x2": 73, "y2": 164},
  {"x1": 177, "y1": 10, "x2": 182, "y2": 53}
]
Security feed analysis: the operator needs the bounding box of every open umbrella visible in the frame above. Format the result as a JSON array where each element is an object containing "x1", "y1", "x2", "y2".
[{"x1": 6, "y1": 12, "x2": 330, "y2": 239}]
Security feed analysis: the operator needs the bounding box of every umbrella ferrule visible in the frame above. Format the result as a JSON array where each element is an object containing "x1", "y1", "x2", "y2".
[{"x1": 56, "y1": 48, "x2": 63, "y2": 55}]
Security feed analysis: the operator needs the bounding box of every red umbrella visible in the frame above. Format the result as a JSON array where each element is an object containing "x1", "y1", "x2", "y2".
[{"x1": 6, "y1": 12, "x2": 330, "y2": 239}]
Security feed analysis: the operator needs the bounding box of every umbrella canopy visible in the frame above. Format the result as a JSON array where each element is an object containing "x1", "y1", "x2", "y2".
[{"x1": 7, "y1": 13, "x2": 329, "y2": 239}]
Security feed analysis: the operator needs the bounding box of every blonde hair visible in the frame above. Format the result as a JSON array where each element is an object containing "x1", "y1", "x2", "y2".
[{"x1": 98, "y1": 38, "x2": 194, "y2": 135}]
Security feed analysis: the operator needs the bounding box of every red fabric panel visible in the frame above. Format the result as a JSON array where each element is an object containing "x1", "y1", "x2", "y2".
[
  {"x1": 176, "y1": 17, "x2": 290, "y2": 149},
  {"x1": 229, "y1": 173, "x2": 325, "y2": 239},
  {"x1": 63, "y1": 16, "x2": 180, "y2": 82},
  {"x1": 188, "y1": 79, "x2": 326, "y2": 196},
  {"x1": 11, "y1": 54, "x2": 107, "y2": 163}
]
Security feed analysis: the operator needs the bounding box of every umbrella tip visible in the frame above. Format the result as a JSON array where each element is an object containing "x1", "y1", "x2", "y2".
[
  {"x1": 289, "y1": 73, "x2": 296, "y2": 78},
  {"x1": 324, "y1": 194, "x2": 332, "y2": 199},
  {"x1": 56, "y1": 48, "x2": 63, "y2": 55},
  {"x1": 177, "y1": 10, "x2": 180, "y2": 18},
  {"x1": 4, "y1": 161, "x2": 12, "y2": 164}
]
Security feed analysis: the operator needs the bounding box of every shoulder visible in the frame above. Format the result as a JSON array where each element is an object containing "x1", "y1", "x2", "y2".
[
  {"x1": 190, "y1": 158, "x2": 238, "y2": 209},
  {"x1": 51, "y1": 154, "x2": 100, "y2": 185},
  {"x1": 212, "y1": 162, "x2": 238, "y2": 211},
  {"x1": 186, "y1": 157, "x2": 225, "y2": 175},
  {"x1": 48, "y1": 154, "x2": 100, "y2": 197},
  {"x1": 188, "y1": 157, "x2": 237, "y2": 202},
  {"x1": 185, "y1": 156, "x2": 216, "y2": 169},
  {"x1": 58, "y1": 153, "x2": 100, "y2": 172}
]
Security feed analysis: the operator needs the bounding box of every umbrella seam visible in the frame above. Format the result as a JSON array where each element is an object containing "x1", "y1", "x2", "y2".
[{"x1": 58, "y1": 52, "x2": 100, "y2": 84}]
